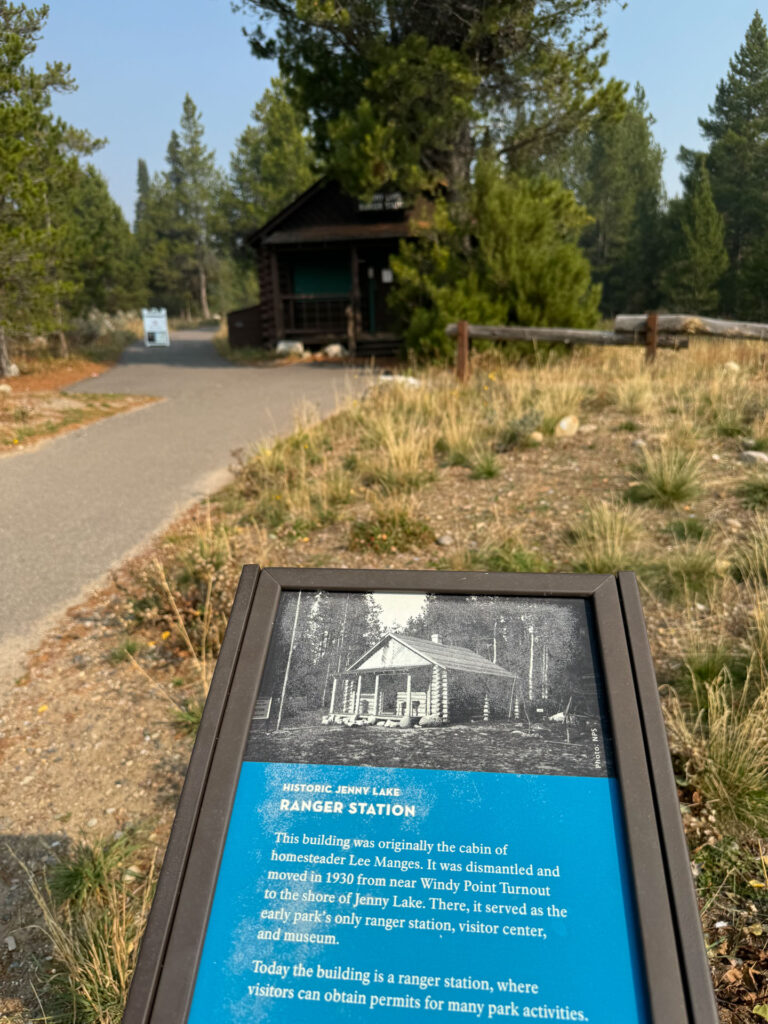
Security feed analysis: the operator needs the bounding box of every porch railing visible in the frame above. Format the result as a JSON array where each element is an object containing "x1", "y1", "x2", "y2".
[{"x1": 282, "y1": 293, "x2": 350, "y2": 334}]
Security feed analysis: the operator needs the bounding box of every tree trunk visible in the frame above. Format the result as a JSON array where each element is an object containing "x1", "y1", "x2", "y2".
[
  {"x1": 447, "y1": 121, "x2": 474, "y2": 257},
  {"x1": 447, "y1": 121, "x2": 473, "y2": 204},
  {"x1": 54, "y1": 328, "x2": 68, "y2": 358},
  {"x1": 0, "y1": 327, "x2": 13, "y2": 377},
  {"x1": 199, "y1": 263, "x2": 210, "y2": 320},
  {"x1": 54, "y1": 297, "x2": 68, "y2": 358}
]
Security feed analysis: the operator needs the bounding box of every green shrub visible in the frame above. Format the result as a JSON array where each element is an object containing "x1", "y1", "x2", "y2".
[
  {"x1": 466, "y1": 538, "x2": 552, "y2": 573},
  {"x1": 349, "y1": 502, "x2": 433, "y2": 553}
]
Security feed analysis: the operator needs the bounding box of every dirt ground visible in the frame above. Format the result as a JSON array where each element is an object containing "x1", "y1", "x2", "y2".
[
  {"x1": 5, "y1": 359, "x2": 112, "y2": 394},
  {"x1": 0, "y1": 356, "x2": 766, "y2": 1021},
  {"x1": 0, "y1": 359, "x2": 155, "y2": 455}
]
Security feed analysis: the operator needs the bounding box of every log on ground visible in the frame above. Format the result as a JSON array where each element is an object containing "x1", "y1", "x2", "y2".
[
  {"x1": 614, "y1": 314, "x2": 768, "y2": 341},
  {"x1": 445, "y1": 323, "x2": 688, "y2": 348}
]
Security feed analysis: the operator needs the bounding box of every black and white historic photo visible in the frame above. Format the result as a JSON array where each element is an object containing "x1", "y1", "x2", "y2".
[{"x1": 244, "y1": 590, "x2": 614, "y2": 777}]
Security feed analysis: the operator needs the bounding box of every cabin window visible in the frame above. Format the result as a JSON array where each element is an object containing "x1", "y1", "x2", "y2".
[{"x1": 292, "y1": 257, "x2": 351, "y2": 296}]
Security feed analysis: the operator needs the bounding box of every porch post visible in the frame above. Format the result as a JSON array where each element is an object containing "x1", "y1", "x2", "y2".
[
  {"x1": 405, "y1": 674, "x2": 412, "y2": 717},
  {"x1": 329, "y1": 677, "x2": 337, "y2": 714},
  {"x1": 270, "y1": 250, "x2": 284, "y2": 341},
  {"x1": 441, "y1": 668, "x2": 449, "y2": 723},
  {"x1": 355, "y1": 674, "x2": 362, "y2": 714},
  {"x1": 349, "y1": 244, "x2": 359, "y2": 355},
  {"x1": 430, "y1": 663, "x2": 440, "y2": 717},
  {"x1": 373, "y1": 674, "x2": 380, "y2": 715}
]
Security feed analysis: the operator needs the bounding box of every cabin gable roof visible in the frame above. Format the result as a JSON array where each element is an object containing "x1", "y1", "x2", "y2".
[
  {"x1": 247, "y1": 176, "x2": 413, "y2": 248},
  {"x1": 345, "y1": 632, "x2": 513, "y2": 679}
]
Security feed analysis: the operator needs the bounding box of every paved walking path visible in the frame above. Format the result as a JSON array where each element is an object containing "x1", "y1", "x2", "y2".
[{"x1": 0, "y1": 329, "x2": 361, "y2": 685}]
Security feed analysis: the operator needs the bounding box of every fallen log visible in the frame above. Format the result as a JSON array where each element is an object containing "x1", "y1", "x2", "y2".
[
  {"x1": 614, "y1": 314, "x2": 768, "y2": 341},
  {"x1": 445, "y1": 323, "x2": 688, "y2": 348}
]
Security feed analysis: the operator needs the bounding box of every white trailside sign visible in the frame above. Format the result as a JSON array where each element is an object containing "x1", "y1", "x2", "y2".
[{"x1": 142, "y1": 308, "x2": 170, "y2": 347}]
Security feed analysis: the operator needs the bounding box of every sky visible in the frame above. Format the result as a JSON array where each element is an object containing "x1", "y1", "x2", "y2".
[
  {"x1": 33, "y1": 0, "x2": 767, "y2": 221},
  {"x1": 370, "y1": 593, "x2": 428, "y2": 633}
]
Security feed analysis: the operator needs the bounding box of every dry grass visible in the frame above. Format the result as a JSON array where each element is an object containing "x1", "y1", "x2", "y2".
[
  {"x1": 534, "y1": 375, "x2": 588, "y2": 435},
  {"x1": 32, "y1": 337, "x2": 768, "y2": 1021},
  {"x1": 665, "y1": 669, "x2": 768, "y2": 837},
  {"x1": 733, "y1": 515, "x2": 768, "y2": 585},
  {"x1": 359, "y1": 417, "x2": 436, "y2": 492},
  {"x1": 567, "y1": 498, "x2": 645, "y2": 574},
  {"x1": 611, "y1": 373, "x2": 655, "y2": 417},
  {"x1": 22, "y1": 834, "x2": 156, "y2": 1024},
  {"x1": 629, "y1": 443, "x2": 704, "y2": 507},
  {"x1": 435, "y1": 399, "x2": 482, "y2": 466}
]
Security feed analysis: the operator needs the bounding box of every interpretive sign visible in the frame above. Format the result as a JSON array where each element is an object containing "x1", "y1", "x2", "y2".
[
  {"x1": 124, "y1": 568, "x2": 719, "y2": 1024},
  {"x1": 141, "y1": 307, "x2": 170, "y2": 347}
]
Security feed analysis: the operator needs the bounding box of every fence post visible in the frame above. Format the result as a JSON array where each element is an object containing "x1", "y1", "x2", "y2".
[
  {"x1": 456, "y1": 320, "x2": 470, "y2": 382},
  {"x1": 645, "y1": 311, "x2": 658, "y2": 364},
  {"x1": 345, "y1": 304, "x2": 357, "y2": 356}
]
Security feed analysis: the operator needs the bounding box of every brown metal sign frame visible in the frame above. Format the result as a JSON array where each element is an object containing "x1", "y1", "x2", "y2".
[{"x1": 123, "y1": 566, "x2": 718, "y2": 1024}]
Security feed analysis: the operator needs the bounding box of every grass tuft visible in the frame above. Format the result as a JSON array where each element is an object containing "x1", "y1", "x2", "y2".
[
  {"x1": 628, "y1": 444, "x2": 703, "y2": 507},
  {"x1": 568, "y1": 499, "x2": 644, "y2": 574},
  {"x1": 732, "y1": 515, "x2": 768, "y2": 585},
  {"x1": 667, "y1": 516, "x2": 708, "y2": 542},
  {"x1": 48, "y1": 833, "x2": 144, "y2": 909},
  {"x1": 465, "y1": 537, "x2": 553, "y2": 574},
  {"x1": 349, "y1": 498, "x2": 433, "y2": 554},
  {"x1": 611, "y1": 375, "x2": 654, "y2": 417},
  {"x1": 644, "y1": 542, "x2": 723, "y2": 603},
  {"x1": 665, "y1": 670, "x2": 768, "y2": 837},
  {"x1": 27, "y1": 833, "x2": 156, "y2": 1023},
  {"x1": 470, "y1": 450, "x2": 500, "y2": 479},
  {"x1": 738, "y1": 472, "x2": 768, "y2": 510},
  {"x1": 107, "y1": 638, "x2": 141, "y2": 665}
]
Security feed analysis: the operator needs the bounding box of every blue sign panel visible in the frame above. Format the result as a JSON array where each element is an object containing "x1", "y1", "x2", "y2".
[
  {"x1": 189, "y1": 763, "x2": 647, "y2": 1023},
  {"x1": 188, "y1": 591, "x2": 650, "y2": 1023}
]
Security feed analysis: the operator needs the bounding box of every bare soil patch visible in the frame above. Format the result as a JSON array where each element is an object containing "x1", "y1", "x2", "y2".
[
  {"x1": 0, "y1": 362, "x2": 156, "y2": 454},
  {"x1": 7, "y1": 358, "x2": 111, "y2": 394}
]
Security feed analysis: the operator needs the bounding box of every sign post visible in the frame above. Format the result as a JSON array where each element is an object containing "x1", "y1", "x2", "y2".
[
  {"x1": 141, "y1": 308, "x2": 170, "y2": 347},
  {"x1": 124, "y1": 567, "x2": 719, "y2": 1024}
]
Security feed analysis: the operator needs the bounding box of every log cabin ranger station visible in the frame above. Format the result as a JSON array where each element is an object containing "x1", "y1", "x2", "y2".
[
  {"x1": 229, "y1": 178, "x2": 420, "y2": 356},
  {"x1": 328, "y1": 633, "x2": 515, "y2": 724},
  {"x1": 249, "y1": 631, "x2": 531, "y2": 731}
]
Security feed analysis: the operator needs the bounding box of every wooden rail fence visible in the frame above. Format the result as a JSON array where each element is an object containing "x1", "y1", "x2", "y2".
[{"x1": 447, "y1": 313, "x2": 768, "y2": 382}]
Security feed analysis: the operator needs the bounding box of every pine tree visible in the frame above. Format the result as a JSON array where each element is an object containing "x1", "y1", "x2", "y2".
[
  {"x1": 0, "y1": 1, "x2": 96, "y2": 374},
  {"x1": 135, "y1": 158, "x2": 150, "y2": 232},
  {"x1": 686, "y1": 11, "x2": 768, "y2": 317},
  {"x1": 563, "y1": 86, "x2": 665, "y2": 315},
  {"x1": 176, "y1": 96, "x2": 219, "y2": 318},
  {"x1": 162, "y1": 125, "x2": 201, "y2": 315},
  {"x1": 661, "y1": 159, "x2": 728, "y2": 315},
  {"x1": 61, "y1": 165, "x2": 145, "y2": 314},
  {"x1": 223, "y1": 77, "x2": 315, "y2": 263},
  {"x1": 389, "y1": 156, "x2": 601, "y2": 360},
  {"x1": 139, "y1": 98, "x2": 223, "y2": 317},
  {"x1": 238, "y1": 0, "x2": 625, "y2": 201}
]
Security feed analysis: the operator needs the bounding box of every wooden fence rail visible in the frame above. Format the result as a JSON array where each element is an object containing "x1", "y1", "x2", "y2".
[{"x1": 447, "y1": 312, "x2": 768, "y2": 381}]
